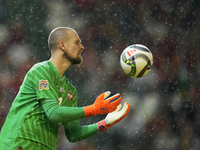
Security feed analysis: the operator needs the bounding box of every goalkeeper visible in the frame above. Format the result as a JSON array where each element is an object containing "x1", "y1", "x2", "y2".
[{"x1": 0, "y1": 27, "x2": 130, "y2": 150}]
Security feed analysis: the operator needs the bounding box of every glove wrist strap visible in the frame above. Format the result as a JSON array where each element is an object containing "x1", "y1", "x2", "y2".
[
  {"x1": 84, "y1": 105, "x2": 96, "y2": 117},
  {"x1": 97, "y1": 119, "x2": 111, "y2": 132}
]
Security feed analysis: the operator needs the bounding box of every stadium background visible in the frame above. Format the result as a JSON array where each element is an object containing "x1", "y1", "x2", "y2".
[{"x1": 0, "y1": 0, "x2": 200, "y2": 150}]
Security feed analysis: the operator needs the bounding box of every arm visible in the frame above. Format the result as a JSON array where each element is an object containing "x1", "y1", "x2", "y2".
[
  {"x1": 40, "y1": 91, "x2": 121, "y2": 122},
  {"x1": 63, "y1": 120, "x2": 99, "y2": 143},
  {"x1": 40, "y1": 99, "x2": 85, "y2": 122},
  {"x1": 63, "y1": 103, "x2": 130, "y2": 143}
]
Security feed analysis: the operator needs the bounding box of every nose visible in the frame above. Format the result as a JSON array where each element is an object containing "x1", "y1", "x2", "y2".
[{"x1": 80, "y1": 43, "x2": 84, "y2": 50}]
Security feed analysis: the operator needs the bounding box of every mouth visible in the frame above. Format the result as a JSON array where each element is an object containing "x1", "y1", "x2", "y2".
[{"x1": 78, "y1": 50, "x2": 83, "y2": 57}]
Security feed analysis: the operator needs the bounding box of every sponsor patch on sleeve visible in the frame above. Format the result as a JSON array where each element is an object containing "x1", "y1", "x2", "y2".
[{"x1": 39, "y1": 80, "x2": 49, "y2": 91}]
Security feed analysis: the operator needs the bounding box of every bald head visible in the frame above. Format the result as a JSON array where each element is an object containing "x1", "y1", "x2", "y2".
[{"x1": 48, "y1": 27, "x2": 76, "y2": 52}]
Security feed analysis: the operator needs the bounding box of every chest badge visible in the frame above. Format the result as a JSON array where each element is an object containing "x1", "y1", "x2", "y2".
[{"x1": 67, "y1": 91, "x2": 73, "y2": 101}]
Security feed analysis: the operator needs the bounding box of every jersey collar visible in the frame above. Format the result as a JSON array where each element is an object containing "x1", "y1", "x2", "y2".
[{"x1": 48, "y1": 60, "x2": 65, "y2": 80}]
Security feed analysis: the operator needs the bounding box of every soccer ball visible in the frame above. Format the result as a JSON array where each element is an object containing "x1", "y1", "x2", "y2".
[{"x1": 120, "y1": 44, "x2": 153, "y2": 78}]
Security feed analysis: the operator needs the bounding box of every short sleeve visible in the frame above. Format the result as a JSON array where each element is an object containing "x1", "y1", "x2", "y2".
[{"x1": 27, "y1": 63, "x2": 59, "y2": 101}]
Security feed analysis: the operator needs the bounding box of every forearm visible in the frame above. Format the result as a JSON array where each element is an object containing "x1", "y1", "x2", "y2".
[
  {"x1": 61, "y1": 102, "x2": 130, "y2": 143},
  {"x1": 40, "y1": 99, "x2": 85, "y2": 122},
  {"x1": 63, "y1": 121, "x2": 99, "y2": 143},
  {"x1": 40, "y1": 91, "x2": 121, "y2": 122}
]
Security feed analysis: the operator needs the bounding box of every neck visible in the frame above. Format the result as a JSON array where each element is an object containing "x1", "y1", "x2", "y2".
[{"x1": 50, "y1": 54, "x2": 71, "y2": 78}]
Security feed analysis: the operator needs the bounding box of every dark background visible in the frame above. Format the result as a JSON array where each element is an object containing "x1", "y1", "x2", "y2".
[{"x1": 0, "y1": 0, "x2": 200, "y2": 150}]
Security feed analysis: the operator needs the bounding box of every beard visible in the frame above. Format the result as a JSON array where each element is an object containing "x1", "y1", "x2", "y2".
[{"x1": 63, "y1": 50, "x2": 83, "y2": 65}]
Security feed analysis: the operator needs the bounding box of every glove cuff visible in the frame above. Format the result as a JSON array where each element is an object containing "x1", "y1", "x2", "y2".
[
  {"x1": 84, "y1": 105, "x2": 96, "y2": 117},
  {"x1": 97, "y1": 119, "x2": 111, "y2": 132}
]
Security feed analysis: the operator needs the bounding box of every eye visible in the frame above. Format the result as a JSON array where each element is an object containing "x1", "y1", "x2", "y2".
[{"x1": 75, "y1": 41, "x2": 80, "y2": 44}]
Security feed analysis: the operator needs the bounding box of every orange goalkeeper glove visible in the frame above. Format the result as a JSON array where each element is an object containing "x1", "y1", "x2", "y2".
[
  {"x1": 84, "y1": 91, "x2": 121, "y2": 117},
  {"x1": 97, "y1": 102, "x2": 130, "y2": 132}
]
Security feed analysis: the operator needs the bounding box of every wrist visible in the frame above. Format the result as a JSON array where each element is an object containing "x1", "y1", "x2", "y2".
[
  {"x1": 84, "y1": 105, "x2": 96, "y2": 117},
  {"x1": 97, "y1": 119, "x2": 111, "y2": 132}
]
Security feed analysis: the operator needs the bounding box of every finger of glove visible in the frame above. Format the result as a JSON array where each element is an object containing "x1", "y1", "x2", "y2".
[
  {"x1": 120, "y1": 103, "x2": 131, "y2": 119},
  {"x1": 112, "y1": 103, "x2": 130, "y2": 125},
  {"x1": 121, "y1": 102, "x2": 130, "y2": 114},
  {"x1": 125, "y1": 102, "x2": 130, "y2": 114},
  {"x1": 95, "y1": 93, "x2": 121, "y2": 114},
  {"x1": 103, "y1": 94, "x2": 121, "y2": 112},
  {"x1": 105, "y1": 104, "x2": 124, "y2": 125},
  {"x1": 109, "y1": 104, "x2": 122, "y2": 115},
  {"x1": 113, "y1": 103, "x2": 130, "y2": 118},
  {"x1": 104, "y1": 91, "x2": 111, "y2": 99},
  {"x1": 96, "y1": 92, "x2": 106, "y2": 103},
  {"x1": 94, "y1": 92, "x2": 110, "y2": 115},
  {"x1": 107, "y1": 111, "x2": 124, "y2": 125},
  {"x1": 104, "y1": 93, "x2": 121, "y2": 104},
  {"x1": 106, "y1": 103, "x2": 130, "y2": 125},
  {"x1": 106, "y1": 99, "x2": 121, "y2": 113},
  {"x1": 116, "y1": 103, "x2": 122, "y2": 111},
  {"x1": 94, "y1": 92, "x2": 109, "y2": 107},
  {"x1": 95, "y1": 91, "x2": 111, "y2": 104},
  {"x1": 107, "y1": 107, "x2": 118, "y2": 113}
]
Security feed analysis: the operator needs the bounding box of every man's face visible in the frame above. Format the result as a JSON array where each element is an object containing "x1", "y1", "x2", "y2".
[{"x1": 63, "y1": 30, "x2": 84, "y2": 65}]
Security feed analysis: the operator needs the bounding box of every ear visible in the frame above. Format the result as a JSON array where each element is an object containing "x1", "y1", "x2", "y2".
[{"x1": 59, "y1": 41, "x2": 65, "y2": 51}]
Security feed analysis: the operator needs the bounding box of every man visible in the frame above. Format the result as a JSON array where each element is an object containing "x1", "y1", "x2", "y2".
[{"x1": 0, "y1": 27, "x2": 130, "y2": 150}]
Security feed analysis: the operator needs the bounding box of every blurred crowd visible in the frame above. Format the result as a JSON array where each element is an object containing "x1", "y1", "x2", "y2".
[{"x1": 0, "y1": 0, "x2": 200, "y2": 150}]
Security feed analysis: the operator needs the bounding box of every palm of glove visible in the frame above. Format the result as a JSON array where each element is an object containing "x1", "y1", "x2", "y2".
[{"x1": 105, "y1": 102, "x2": 130, "y2": 125}]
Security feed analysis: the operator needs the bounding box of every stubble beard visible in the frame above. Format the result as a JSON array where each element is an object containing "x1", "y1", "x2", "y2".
[{"x1": 63, "y1": 50, "x2": 83, "y2": 65}]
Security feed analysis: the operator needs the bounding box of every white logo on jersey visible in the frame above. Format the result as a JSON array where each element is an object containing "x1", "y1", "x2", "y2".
[{"x1": 58, "y1": 97, "x2": 63, "y2": 106}]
